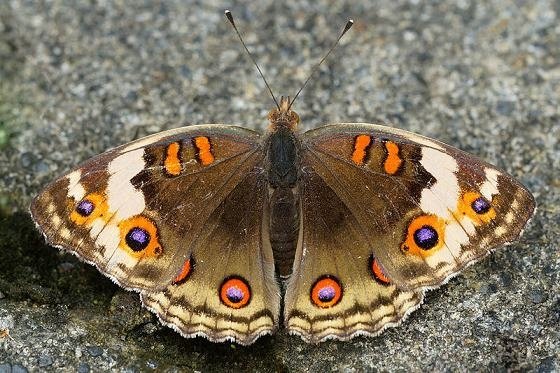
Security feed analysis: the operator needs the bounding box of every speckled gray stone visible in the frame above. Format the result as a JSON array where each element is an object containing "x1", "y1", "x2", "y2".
[
  {"x1": 77, "y1": 362, "x2": 90, "y2": 373},
  {"x1": 37, "y1": 355, "x2": 53, "y2": 368},
  {"x1": 85, "y1": 346, "x2": 103, "y2": 358},
  {"x1": 0, "y1": 0, "x2": 558, "y2": 371}
]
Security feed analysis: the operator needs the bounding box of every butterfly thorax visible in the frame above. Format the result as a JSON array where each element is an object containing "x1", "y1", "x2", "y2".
[
  {"x1": 266, "y1": 98, "x2": 301, "y2": 277},
  {"x1": 266, "y1": 97, "x2": 301, "y2": 188}
]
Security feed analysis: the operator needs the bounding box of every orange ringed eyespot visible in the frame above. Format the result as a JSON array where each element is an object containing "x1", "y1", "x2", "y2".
[
  {"x1": 401, "y1": 214, "x2": 446, "y2": 257},
  {"x1": 118, "y1": 216, "x2": 162, "y2": 258},
  {"x1": 457, "y1": 191, "x2": 496, "y2": 224},
  {"x1": 70, "y1": 193, "x2": 107, "y2": 225},
  {"x1": 311, "y1": 275, "x2": 342, "y2": 308},
  {"x1": 220, "y1": 276, "x2": 251, "y2": 309}
]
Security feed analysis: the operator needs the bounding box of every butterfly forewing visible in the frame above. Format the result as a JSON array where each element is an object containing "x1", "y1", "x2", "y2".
[
  {"x1": 30, "y1": 125, "x2": 268, "y2": 291},
  {"x1": 298, "y1": 123, "x2": 535, "y2": 290}
]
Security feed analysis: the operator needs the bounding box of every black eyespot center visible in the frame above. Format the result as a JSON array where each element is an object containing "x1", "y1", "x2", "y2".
[
  {"x1": 413, "y1": 225, "x2": 439, "y2": 250},
  {"x1": 76, "y1": 199, "x2": 95, "y2": 216},
  {"x1": 125, "y1": 227, "x2": 151, "y2": 251},
  {"x1": 471, "y1": 196, "x2": 491, "y2": 214}
]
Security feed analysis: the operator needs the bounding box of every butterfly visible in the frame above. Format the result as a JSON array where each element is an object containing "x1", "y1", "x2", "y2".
[{"x1": 30, "y1": 12, "x2": 535, "y2": 345}]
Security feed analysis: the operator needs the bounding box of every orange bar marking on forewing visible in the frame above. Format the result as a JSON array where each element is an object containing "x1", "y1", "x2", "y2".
[
  {"x1": 384, "y1": 141, "x2": 403, "y2": 175},
  {"x1": 194, "y1": 136, "x2": 215, "y2": 166},
  {"x1": 164, "y1": 142, "x2": 182, "y2": 176},
  {"x1": 351, "y1": 135, "x2": 372, "y2": 165}
]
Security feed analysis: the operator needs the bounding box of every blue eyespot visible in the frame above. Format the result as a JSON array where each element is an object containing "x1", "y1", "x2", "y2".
[
  {"x1": 471, "y1": 196, "x2": 491, "y2": 214},
  {"x1": 125, "y1": 227, "x2": 150, "y2": 251},
  {"x1": 413, "y1": 226, "x2": 438, "y2": 250},
  {"x1": 76, "y1": 199, "x2": 95, "y2": 216}
]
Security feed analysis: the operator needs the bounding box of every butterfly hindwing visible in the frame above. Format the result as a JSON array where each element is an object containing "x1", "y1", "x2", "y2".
[
  {"x1": 140, "y1": 168, "x2": 280, "y2": 344},
  {"x1": 284, "y1": 169, "x2": 424, "y2": 342},
  {"x1": 298, "y1": 123, "x2": 535, "y2": 290}
]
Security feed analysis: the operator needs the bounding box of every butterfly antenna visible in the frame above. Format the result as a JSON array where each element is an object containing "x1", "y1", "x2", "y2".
[
  {"x1": 225, "y1": 10, "x2": 280, "y2": 110},
  {"x1": 288, "y1": 19, "x2": 354, "y2": 111}
]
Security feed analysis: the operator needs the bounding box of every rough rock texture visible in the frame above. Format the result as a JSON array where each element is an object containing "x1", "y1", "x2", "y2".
[{"x1": 0, "y1": 0, "x2": 558, "y2": 371}]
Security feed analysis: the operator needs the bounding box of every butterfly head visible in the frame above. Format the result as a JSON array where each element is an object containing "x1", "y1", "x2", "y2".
[{"x1": 268, "y1": 96, "x2": 300, "y2": 131}]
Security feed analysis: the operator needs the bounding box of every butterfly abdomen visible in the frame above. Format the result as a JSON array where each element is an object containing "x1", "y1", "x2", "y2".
[
  {"x1": 269, "y1": 187, "x2": 300, "y2": 277},
  {"x1": 266, "y1": 125, "x2": 301, "y2": 277}
]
